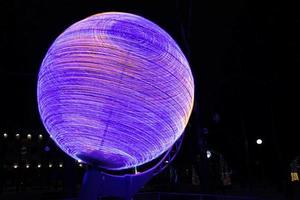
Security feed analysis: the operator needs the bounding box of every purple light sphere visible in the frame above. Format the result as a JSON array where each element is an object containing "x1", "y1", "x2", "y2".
[{"x1": 37, "y1": 12, "x2": 194, "y2": 170}]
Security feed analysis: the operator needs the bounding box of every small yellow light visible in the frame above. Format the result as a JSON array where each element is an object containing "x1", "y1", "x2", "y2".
[{"x1": 291, "y1": 172, "x2": 299, "y2": 182}]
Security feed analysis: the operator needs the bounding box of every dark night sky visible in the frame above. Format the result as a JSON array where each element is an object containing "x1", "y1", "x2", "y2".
[{"x1": 1, "y1": 0, "x2": 299, "y2": 183}]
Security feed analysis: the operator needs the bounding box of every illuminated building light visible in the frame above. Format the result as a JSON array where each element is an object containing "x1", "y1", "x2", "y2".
[
  {"x1": 291, "y1": 172, "x2": 299, "y2": 182},
  {"x1": 206, "y1": 150, "x2": 212, "y2": 158},
  {"x1": 38, "y1": 134, "x2": 43, "y2": 140},
  {"x1": 3, "y1": 133, "x2": 8, "y2": 138},
  {"x1": 27, "y1": 134, "x2": 32, "y2": 139},
  {"x1": 37, "y1": 12, "x2": 194, "y2": 170},
  {"x1": 256, "y1": 139, "x2": 263, "y2": 145}
]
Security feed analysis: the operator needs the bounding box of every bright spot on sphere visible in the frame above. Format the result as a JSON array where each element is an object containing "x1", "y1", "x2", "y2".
[
  {"x1": 256, "y1": 139, "x2": 263, "y2": 145},
  {"x1": 37, "y1": 12, "x2": 194, "y2": 170}
]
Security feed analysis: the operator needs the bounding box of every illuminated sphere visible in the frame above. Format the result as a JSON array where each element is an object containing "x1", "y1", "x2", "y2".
[{"x1": 37, "y1": 12, "x2": 194, "y2": 170}]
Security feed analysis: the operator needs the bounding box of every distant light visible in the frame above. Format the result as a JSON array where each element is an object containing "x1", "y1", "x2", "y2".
[
  {"x1": 38, "y1": 134, "x2": 43, "y2": 140},
  {"x1": 165, "y1": 160, "x2": 169, "y2": 164},
  {"x1": 256, "y1": 139, "x2": 263, "y2": 145},
  {"x1": 77, "y1": 159, "x2": 82, "y2": 163},
  {"x1": 16, "y1": 134, "x2": 20, "y2": 139},
  {"x1": 49, "y1": 163, "x2": 52, "y2": 168},
  {"x1": 27, "y1": 134, "x2": 32, "y2": 139},
  {"x1": 44, "y1": 146, "x2": 50, "y2": 152},
  {"x1": 37, "y1": 164, "x2": 42, "y2": 168},
  {"x1": 59, "y1": 163, "x2": 63, "y2": 168},
  {"x1": 206, "y1": 150, "x2": 212, "y2": 158},
  {"x1": 26, "y1": 164, "x2": 30, "y2": 168},
  {"x1": 291, "y1": 172, "x2": 299, "y2": 182},
  {"x1": 79, "y1": 163, "x2": 83, "y2": 167},
  {"x1": 212, "y1": 113, "x2": 221, "y2": 124},
  {"x1": 13, "y1": 164, "x2": 18, "y2": 169},
  {"x1": 202, "y1": 128, "x2": 209, "y2": 134},
  {"x1": 3, "y1": 133, "x2": 8, "y2": 138}
]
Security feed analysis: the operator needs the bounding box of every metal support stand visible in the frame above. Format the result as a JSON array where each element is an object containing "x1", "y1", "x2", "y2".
[
  {"x1": 79, "y1": 135, "x2": 184, "y2": 200},
  {"x1": 79, "y1": 167, "x2": 152, "y2": 200}
]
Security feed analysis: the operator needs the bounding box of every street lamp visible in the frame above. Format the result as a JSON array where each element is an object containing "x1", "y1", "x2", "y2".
[{"x1": 256, "y1": 139, "x2": 263, "y2": 145}]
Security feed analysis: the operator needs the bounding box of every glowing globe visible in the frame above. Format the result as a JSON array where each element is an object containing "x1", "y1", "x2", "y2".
[{"x1": 37, "y1": 12, "x2": 194, "y2": 170}]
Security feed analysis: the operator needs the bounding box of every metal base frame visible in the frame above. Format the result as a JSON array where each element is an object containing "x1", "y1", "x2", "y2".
[{"x1": 79, "y1": 135, "x2": 184, "y2": 200}]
